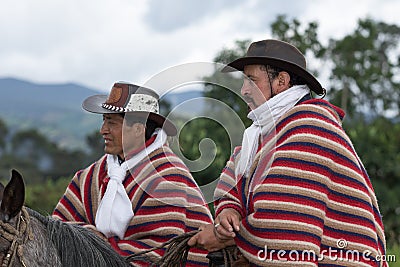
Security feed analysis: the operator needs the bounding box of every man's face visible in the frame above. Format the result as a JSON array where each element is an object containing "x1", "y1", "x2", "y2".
[
  {"x1": 240, "y1": 64, "x2": 273, "y2": 110},
  {"x1": 100, "y1": 113, "x2": 124, "y2": 157},
  {"x1": 100, "y1": 113, "x2": 146, "y2": 159}
]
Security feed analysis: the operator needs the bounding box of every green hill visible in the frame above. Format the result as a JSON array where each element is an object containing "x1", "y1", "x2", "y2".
[
  {"x1": 0, "y1": 77, "x2": 204, "y2": 151},
  {"x1": 0, "y1": 77, "x2": 102, "y2": 150}
]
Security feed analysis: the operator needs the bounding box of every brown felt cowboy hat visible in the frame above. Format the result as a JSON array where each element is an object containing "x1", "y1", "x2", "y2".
[
  {"x1": 82, "y1": 82, "x2": 177, "y2": 136},
  {"x1": 222, "y1": 39, "x2": 325, "y2": 96}
]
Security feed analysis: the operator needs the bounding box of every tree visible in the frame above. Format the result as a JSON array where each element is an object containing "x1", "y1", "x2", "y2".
[
  {"x1": 271, "y1": 15, "x2": 326, "y2": 59},
  {"x1": 6, "y1": 128, "x2": 87, "y2": 182},
  {"x1": 168, "y1": 40, "x2": 251, "y2": 189},
  {"x1": 0, "y1": 118, "x2": 8, "y2": 154},
  {"x1": 0, "y1": 118, "x2": 9, "y2": 178},
  {"x1": 326, "y1": 18, "x2": 400, "y2": 117},
  {"x1": 85, "y1": 130, "x2": 105, "y2": 162},
  {"x1": 204, "y1": 39, "x2": 252, "y2": 124},
  {"x1": 8, "y1": 129, "x2": 57, "y2": 182},
  {"x1": 348, "y1": 116, "x2": 400, "y2": 246},
  {"x1": 176, "y1": 118, "x2": 231, "y2": 185}
]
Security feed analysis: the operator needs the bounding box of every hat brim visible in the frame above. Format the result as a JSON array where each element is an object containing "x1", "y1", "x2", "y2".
[
  {"x1": 82, "y1": 95, "x2": 177, "y2": 136},
  {"x1": 221, "y1": 56, "x2": 325, "y2": 96}
]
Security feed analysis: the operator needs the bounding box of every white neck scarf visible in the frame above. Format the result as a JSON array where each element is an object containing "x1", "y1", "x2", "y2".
[
  {"x1": 95, "y1": 128, "x2": 167, "y2": 239},
  {"x1": 235, "y1": 85, "x2": 310, "y2": 177}
]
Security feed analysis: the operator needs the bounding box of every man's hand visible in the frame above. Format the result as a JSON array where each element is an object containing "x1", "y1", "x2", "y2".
[
  {"x1": 214, "y1": 208, "x2": 241, "y2": 241},
  {"x1": 187, "y1": 224, "x2": 235, "y2": 252}
]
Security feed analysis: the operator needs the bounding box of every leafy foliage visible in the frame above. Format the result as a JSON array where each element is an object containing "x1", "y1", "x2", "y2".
[
  {"x1": 0, "y1": 119, "x2": 8, "y2": 152},
  {"x1": 271, "y1": 15, "x2": 326, "y2": 58},
  {"x1": 204, "y1": 40, "x2": 251, "y2": 124},
  {"x1": 177, "y1": 118, "x2": 231, "y2": 185},
  {"x1": 24, "y1": 177, "x2": 71, "y2": 215},
  {"x1": 345, "y1": 117, "x2": 400, "y2": 246},
  {"x1": 327, "y1": 18, "x2": 400, "y2": 117},
  {"x1": 0, "y1": 126, "x2": 101, "y2": 182}
]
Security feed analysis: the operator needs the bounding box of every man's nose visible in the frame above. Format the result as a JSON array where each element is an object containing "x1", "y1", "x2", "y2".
[
  {"x1": 100, "y1": 122, "x2": 108, "y2": 134},
  {"x1": 241, "y1": 80, "x2": 250, "y2": 96}
]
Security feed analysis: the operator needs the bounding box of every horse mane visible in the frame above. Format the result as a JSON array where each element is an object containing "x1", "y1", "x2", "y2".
[{"x1": 26, "y1": 208, "x2": 130, "y2": 267}]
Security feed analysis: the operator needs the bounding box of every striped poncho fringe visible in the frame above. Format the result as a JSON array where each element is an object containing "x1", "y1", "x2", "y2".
[
  {"x1": 53, "y1": 146, "x2": 213, "y2": 267},
  {"x1": 214, "y1": 99, "x2": 387, "y2": 267}
]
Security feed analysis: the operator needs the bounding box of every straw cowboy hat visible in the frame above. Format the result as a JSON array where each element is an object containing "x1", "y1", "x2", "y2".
[
  {"x1": 82, "y1": 82, "x2": 177, "y2": 136},
  {"x1": 222, "y1": 39, "x2": 325, "y2": 96}
]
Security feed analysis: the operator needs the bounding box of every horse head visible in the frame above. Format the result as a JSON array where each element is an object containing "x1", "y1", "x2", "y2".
[
  {"x1": 0, "y1": 169, "x2": 31, "y2": 267},
  {"x1": 0, "y1": 169, "x2": 131, "y2": 267}
]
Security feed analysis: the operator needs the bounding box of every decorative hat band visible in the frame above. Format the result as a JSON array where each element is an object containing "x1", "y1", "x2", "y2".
[{"x1": 102, "y1": 93, "x2": 159, "y2": 113}]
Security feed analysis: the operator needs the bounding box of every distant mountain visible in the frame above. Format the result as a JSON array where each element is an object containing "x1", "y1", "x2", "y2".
[
  {"x1": 0, "y1": 77, "x2": 102, "y2": 150},
  {"x1": 0, "y1": 78, "x2": 205, "y2": 151},
  {"x1": 160, "y1": 90, "x2": 204, "y2": 116}
]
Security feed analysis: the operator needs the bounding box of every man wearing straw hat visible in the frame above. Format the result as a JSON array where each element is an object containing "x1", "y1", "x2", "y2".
[
  {"x1": 189, "y1": 39, "x2": 387, "y2": 266},
  {"x1": 53, "y1": 82, "x2": 213, "y2": 266}
]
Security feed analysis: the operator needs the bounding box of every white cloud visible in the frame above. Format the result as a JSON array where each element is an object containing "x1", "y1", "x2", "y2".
[
  {"x1": 144, "y1": 0, "x2": 242, "y2": 32},
  {"x1": 0, "y1": 0, "x2": 398, "y2": 92}
]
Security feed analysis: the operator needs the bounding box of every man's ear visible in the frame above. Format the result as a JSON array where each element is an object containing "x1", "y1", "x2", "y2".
[
  {"x1": 134, "y1": 123, "x2": 146, "y2": 138},
  {"x1": 276, "y1": 71, "x2": 291, "y2": 93}
]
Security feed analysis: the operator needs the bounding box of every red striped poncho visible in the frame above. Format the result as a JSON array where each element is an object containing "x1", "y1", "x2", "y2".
[
  {"x1": 53, "y1": 146, "x2": 213, "y2": 266},
  {"x1": 214, "y1": 99, "x2": 387, "y2": 267}
]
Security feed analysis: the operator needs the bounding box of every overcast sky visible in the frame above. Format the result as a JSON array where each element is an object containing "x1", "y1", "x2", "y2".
[{"x1": 1, "y1": 0, "x2": 399, "y2": 92}]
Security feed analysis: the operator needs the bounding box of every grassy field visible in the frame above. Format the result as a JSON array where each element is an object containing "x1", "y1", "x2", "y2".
[{"x1": 387, "y1": 245, "x2": 399, "y2": 266}]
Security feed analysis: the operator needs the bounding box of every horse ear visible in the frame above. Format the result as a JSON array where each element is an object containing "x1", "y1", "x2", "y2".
[{"x1": 0, "y1": 169, "x2": 25, "y2": 222}]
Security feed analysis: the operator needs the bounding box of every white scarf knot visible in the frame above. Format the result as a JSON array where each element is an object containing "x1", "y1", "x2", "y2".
[
  {"x1": 95, "y1": 154, "x2": 133, "y2": 239},
  {"x1": 235, "y1": 85, "x2": 310, "y2": 177},
  {"x1": 95, "y1": 128, "x2": 168, "y2": 239}
]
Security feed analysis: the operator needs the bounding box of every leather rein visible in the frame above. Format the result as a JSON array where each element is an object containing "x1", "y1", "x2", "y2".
[{"x1": 0, "y1": 207, "x2": 32, "y2": 267}]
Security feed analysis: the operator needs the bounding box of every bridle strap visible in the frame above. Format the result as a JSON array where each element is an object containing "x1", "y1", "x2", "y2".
[
  {"x1": 0, "y1": 208, "x2": 32, "y2": 267},
  {"x1": 125, "y1": 230, "x2": 200, "y2": 266}
]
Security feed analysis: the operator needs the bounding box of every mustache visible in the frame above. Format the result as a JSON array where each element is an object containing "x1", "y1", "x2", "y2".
[{"x1": 243, "y1": 96, "x2": 255, "y2": 104}]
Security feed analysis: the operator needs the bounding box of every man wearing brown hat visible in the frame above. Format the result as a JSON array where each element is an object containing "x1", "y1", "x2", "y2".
[
  {"x1": 189, "y1": 40, "x2": 387, "y2": 266},
  {"x1": 53, "y1": 82, "x2": 213, "y2": 266}
]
